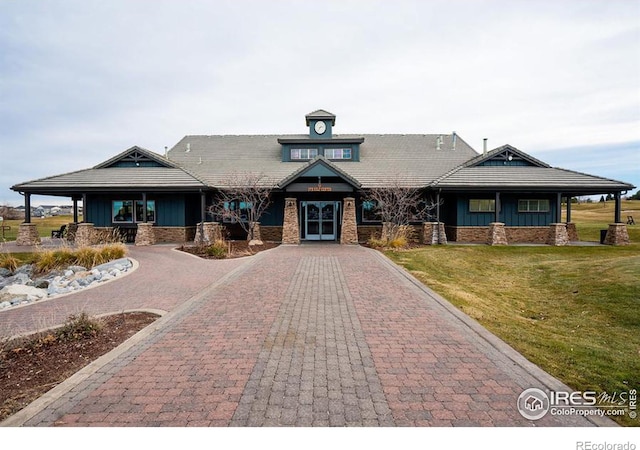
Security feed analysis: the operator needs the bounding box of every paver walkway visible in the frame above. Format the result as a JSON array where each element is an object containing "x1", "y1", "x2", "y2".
[{"x1": 1, "y1": 244, "x2": 611, "y2": 427}]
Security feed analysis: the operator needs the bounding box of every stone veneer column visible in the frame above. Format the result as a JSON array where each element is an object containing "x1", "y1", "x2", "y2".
[
  {"x1": 194, "y1": 222, "x2": 224, "y2": 245},
  {"x1": 340, "y1": 197, "x2": 358, "y2": 245},
  {"x1": 547, "y1": 223, "x2": 569, "y2": 246},
  {"x1": 75, "y1": 223, "x2": 95, "y2": 247},
  {"x1": 604, "y1": 223, "x2": 630, "y2": 246},
  {"x1": 565, "y1": 222, "x2": 579, "y2": 242},
  {"x1": 249, "y1": 222, "x2": 262, "y2": 242},
  {"x1": 15, "y1": 223, "x2": 41, "y2": 246},
  {"x1": 135, "y1": 223, "x2": 155, "y2": 246},
  {"x1": 66, "y1": 222, "x2": 78, "y2": 243},
  {"x1": 281, "y1": 198, "x2": 300, "y2": 244},
  {"x1": 487, "y1": 222, "x2": 508, "y2": 245},
  {"x1": 422, "y1": 222, "x2": 447, "y2": 245}
]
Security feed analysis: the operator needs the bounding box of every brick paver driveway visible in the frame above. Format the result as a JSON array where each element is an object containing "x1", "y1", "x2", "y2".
[{"x1": 2, "y1": 244, "x2": 611, "y2": 427}]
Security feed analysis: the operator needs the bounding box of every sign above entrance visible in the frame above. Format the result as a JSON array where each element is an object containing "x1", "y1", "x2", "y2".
[{"x1": 307, "y1": 183, "x2": 332, "y2": 192}]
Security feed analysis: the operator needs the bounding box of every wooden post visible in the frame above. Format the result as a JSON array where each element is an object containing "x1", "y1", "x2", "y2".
[
  {"x1": 615, "y1": 192, "x2": 622, "y2": 223},
  {"x1": 24, "y1": 193, "x2": 31, "y2": 223},
  {"x1": 566, "y1": 196, "x2": 572, "y2": 223},
  {"x1": 556, "y1": 192, "x2": 562, "y2": 223},
  {"x1": 142, "y1": 193, "x2": 148, "y2": 223},
  {"x1": 73, "y1": 197, "x2": 79, "y2": 223},
  {"x1": 494, "y1": 192, "x2": 500, "y2": 223}
]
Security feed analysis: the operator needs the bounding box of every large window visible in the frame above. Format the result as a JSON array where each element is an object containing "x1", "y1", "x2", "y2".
[
  {"x1": 112, "y1": 200, "x2": 155, "y2": 223},
  {"x1": 221, "y1": 201, "x2": 252, "y2": 223},
  {"x1": 290, "y1": 148, "x2": 318, "y2": 160},
  {"x1": 136, "y1": 200, "x2": 156, "y2": 222},
  {"x1": 324, "y1": 148, "x2": 352, "y2": 160},
  {"x1": 362, "y1": 200, "x2": 381, "y2": 222},
  {"x1": 518, "y1": 199, "x2": 550, "y2": 212},
  {"x1": 469, "y1": 199, "x2": 495, "y2": 213},
  {"x1": 112, "y1": 200, "x2": 134, "y2": 223}
]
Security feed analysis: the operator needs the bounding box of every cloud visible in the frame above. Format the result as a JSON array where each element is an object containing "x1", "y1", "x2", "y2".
[{"x1": 1, "y1": 0, "x2": 638, "y2": 205}]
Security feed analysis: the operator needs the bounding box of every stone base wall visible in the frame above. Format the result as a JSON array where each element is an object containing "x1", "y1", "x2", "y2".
[
  {"x1": 155, "y1": 226, "x2": 196, "y2": 243},
  {"x1": 446, "y1": 226, "x2": 488, "y2": 243},
  {"x1": 261, "y1": 226, "x2": 283, "y2": 242},
  {"x1": 15, "y1": 223, "x2": 41, "y2": 246},
  {"x1": 357, "y1": 225, "x2": 382, "y2": 243},
  {"x1": 505, "y1": 227, "x2": 549, "y2": 244},
  {"x1": 604, "y1": 223, "x2": 630, "y2": 246}
]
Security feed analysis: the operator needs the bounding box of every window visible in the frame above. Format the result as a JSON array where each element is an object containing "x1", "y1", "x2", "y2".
[
  {"x1": 112, "y1": 200, "x2": 133, "y2": 223},
  {"x1": 290, "y1": 148, "x2": 318, "y2": 160},
  {"x1": 518, "y1": 199, "x2": 550, "y2": 212},
  {"x1": 362, "y1": 200, "x2": 381, "y2": 222},
  {"x1": 222, "y1": 200, "x2": 252, "y2": 223},
  {"x1": 136, "y1": 200, "x2": 156, "y2": 222},
  {"x1": 469, "y1": 199, "x2": 495, "y2": 213},
  {"x1": 113, "y1": 200, "x2": 155, "y2": 223},
  {"x1": 324, "y1": 148, "x2": 352, "y2": 160}
]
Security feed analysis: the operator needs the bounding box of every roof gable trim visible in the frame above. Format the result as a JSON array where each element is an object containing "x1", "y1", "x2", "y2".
[
  {"x1": 94, "y1": 146, "x2": 176, "y2": 169},
  {"x1": 467, "y1": 145, "x2": 551, "y2": 168},
  {"x1": 278, "y1": 156, "x2": 361, "y2": 189}
]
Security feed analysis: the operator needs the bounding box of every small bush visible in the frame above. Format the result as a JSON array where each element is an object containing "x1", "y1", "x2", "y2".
[
  {"x1": 206, "y1": 240, "x2": 228, "y2": 259},
  {"x1": 56, "y1": 312, "x2": 102, "y2": 341},
  {"x1": 33, "y1": 244, "x2": 127, "y2": 273},
  {"x1": 367, "y1": 237, "x2": 387, "y2": 249},
  {"x1": 388, "y1": 236, "x2": 408, "y2": 249},
  {"x1": 0, "y1": 254, "x2": 20, "y2": 272}
]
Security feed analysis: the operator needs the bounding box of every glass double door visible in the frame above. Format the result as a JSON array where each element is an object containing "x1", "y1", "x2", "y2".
[{"x1": 303, "y1": 201, "x2": 339, "y2": 241}]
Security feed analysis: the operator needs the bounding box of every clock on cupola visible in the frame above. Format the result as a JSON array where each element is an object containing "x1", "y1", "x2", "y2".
[{"x1": 305, "y1": 109, "x2": 336, "y2": 139}]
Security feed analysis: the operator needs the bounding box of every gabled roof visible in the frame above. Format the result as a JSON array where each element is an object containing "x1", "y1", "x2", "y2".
[
  {"x1": 167, "y1": 133, "x2": 478, "y2": 189},
  {"x1": 278, "y1": 156, "x2": 361, "y2": 189},
  {"x1": 305, "y1": 109, "x2": 336, "y2": 125},
  {"x1": 11, "y1": 147, "x2": 206, "y2": 195},
  {"x1": 464, "y1": 145, "x2": 551, "y2": 168},
  {"x1": 94, "y1": 145, "x2": 177, "y2": 169},
  {"x1": 433, "y1": 164, "x2": 634, "y2": 193}
]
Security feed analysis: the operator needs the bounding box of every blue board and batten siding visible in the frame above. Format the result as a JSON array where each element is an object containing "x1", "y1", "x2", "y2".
[
  {"x1": 85, "y1": 194, "x2": 192, "y2": 227},
  {"x1": 455, "y1": 194, "x2": 556, "y2": 227}
]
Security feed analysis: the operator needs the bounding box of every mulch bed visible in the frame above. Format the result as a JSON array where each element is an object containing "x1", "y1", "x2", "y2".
[{"x1": 0, "y1": 311, "x2": 159, "y2": 422}]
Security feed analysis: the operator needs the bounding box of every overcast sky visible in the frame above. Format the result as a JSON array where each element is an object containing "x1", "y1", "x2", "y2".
[{"x1": 1, "y1": 0, "x2": 638, "y2": 206}]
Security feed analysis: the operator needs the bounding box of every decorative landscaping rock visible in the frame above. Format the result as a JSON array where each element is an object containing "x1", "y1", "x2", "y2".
[
  {"x1": 0, "y1": 258, "x2": 133, "y2": 310},
  {"x1": 0, "y1": 268, "x2": 11, "y2": 277},
  {"x1": 0, "y1": 284, "x2": 48, "y2": 303}
]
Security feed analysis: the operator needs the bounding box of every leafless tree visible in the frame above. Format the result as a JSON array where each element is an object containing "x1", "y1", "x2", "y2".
[
  {"x1": 208, "y1": 172, "x2": 276, "y2": 243},
  {"x1": 365, "y1": 178, "x2": 441, "y2": 241}
]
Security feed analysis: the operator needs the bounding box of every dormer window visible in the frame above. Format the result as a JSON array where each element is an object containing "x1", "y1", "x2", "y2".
[
  {"x1": 324, "y1": 148, "x2": 352, "y2": 160},
  {"x1": 291, "y1": 148, "x2": 318, "y2": 160}
]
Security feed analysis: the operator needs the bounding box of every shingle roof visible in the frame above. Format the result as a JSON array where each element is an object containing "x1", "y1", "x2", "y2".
[
  {"x1": 167, "y1": 134, "x2": 477, "y2": 189},
  {"x1": 12, "y1": 166, "x2": 206, "y2": 194},
  {"x1": 433, "y1": 166, "x2": 634, "y2": 192},
  {"x1": 305, "y1": 109, "x2": 336, "y2": 125}
]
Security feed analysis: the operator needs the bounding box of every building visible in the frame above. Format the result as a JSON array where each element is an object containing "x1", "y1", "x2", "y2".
[{"x1": 11, "y1": 110, "x2": 634, "y2": 246}]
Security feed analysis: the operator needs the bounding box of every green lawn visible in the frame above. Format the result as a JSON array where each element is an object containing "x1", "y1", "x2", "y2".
[
  {"x1": 566, "y1": 199, "x2": 640, "y2": 242},
  {"x1": 386, "y1": 241, "x2": 639, "y2": 426},
  {"x1": 0, "y1": 215, "x2": 79, "y2": 242}
]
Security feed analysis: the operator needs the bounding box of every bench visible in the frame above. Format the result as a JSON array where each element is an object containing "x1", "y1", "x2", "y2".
[
  {"x1": 627, "y1": 216, "x2": 635, "y2": 225},
  {"x1": 51, "y1": 224, "x2": 66, "y2": 238}
]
